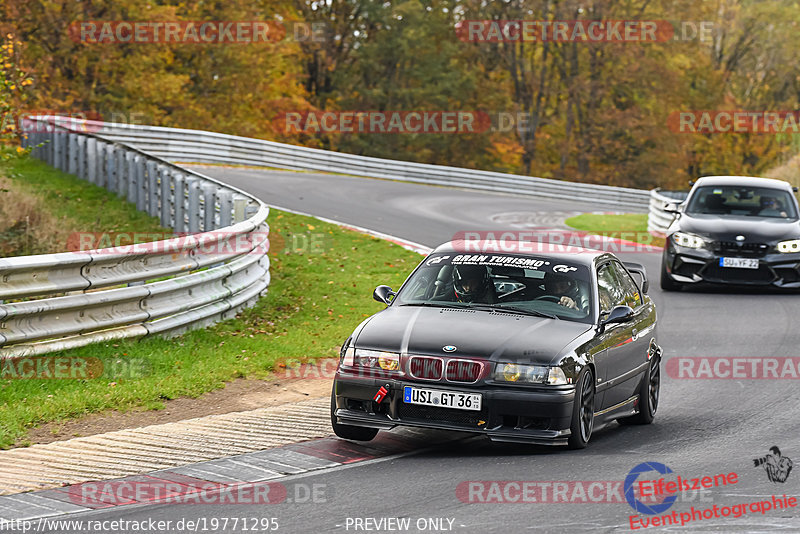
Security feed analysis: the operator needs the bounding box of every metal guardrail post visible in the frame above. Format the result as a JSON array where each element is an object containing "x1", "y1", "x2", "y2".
[
  {"x1": 159, "y1": 165, "x2": 171, "y2": 228},
  {"x1": 187, "y1": 178, "x2": 201, "y2": 233},
  {"x1": 96, "y1": 140, "x2": 108, "y2": 188},
  {"x1": 233, "y1": 196, "x2": 247, "y2": 223},
  {"x1": 66, "y1": 133, "x2": 76, "y2": 174},
  {"x1": 86, "y1": 137, "x2": 97, "y2": 184},
  {"x1": 173, "y1": 173, "x2": 186, "y2": 233},
  {"x1": 53, "y1": 133, "x2": 62, "y2": 171},
  {"x1": 135, "y1": 155, "x2": 147, "y2": 211},
  {"x1": 146, "y1": 160, "x2": 159, "y2": 217},
  {"x1": 127, "y1": 151, "x2": 137, "y2": 205},
  {"x1": 218, "y1": 190, "x2": 233, "y2": 228},
  {"x1": 202, "y1": 183, "x2": 217, "y2": 231},
  {"x1": 116, "y1": 147, "x2": 128, "y2": 197},
  {"x1": 106, "y1": 144, "x2": 117, "y2": 192},
  {"x1": 76, "y1": 135, "x2": 86, "y2": 180}
]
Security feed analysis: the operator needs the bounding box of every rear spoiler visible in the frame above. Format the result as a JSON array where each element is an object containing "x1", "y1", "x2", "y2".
[{"x1": 623, "y1": 262, "x2": 649, "y2": 294}]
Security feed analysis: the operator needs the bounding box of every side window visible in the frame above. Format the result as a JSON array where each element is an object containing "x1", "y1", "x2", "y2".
[
  {"x1": 611, "y1": 262, "x2": 642, "y2": 308},
  {"x1": 596, "y1": 264, "x2": 624, "y2": 313}
]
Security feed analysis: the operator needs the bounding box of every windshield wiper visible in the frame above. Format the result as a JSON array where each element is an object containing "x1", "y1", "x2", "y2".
[
  {"x1": 468, "y1": 304, "x2": 559, "y2": 320},
  {"x1": 397, "y1": 301, "x2": 468, "y2": 309}
]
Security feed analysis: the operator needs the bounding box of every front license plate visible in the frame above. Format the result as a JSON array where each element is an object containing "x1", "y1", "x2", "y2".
[
  {"x1": 719, "y1": 257, "x2": 759, "y2": 269},
  {"x1": 403, "y1": 386, "x2": 482, "y2": 411}
]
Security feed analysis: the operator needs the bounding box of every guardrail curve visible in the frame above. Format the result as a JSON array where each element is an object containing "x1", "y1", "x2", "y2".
[
  {"x1": 88, "y1": 120, "x2": 651, "y2": 210},
  {"x1": 1, "y1": 117, "x2": 270, "y2": 358}
]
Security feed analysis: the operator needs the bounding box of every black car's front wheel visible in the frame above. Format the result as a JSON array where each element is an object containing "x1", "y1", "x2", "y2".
[
  {"x1": 330, "y1": 389, "x2": 379, "y2": 441},
  {"x1": 567, "y1": 368, "x2": 595, "y2": 450},
  {"x1": 660, "y1": 259, "x2": 682, "y2": 291},
  {"x1": 618, "y1": 352, "x2": 660, "y2": 425}
]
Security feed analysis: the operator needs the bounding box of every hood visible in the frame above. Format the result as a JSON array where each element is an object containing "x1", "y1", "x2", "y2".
[
  {"x1": 354, "y1": 305, "x2": 591, "y2": 365},
  {"x1": 678, "y1": 214, "x2": 800, "y2": 243}
]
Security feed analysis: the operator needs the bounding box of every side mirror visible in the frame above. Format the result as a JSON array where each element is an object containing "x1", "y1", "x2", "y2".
[
  {"x1": 663, "y1": 203, "x2": 680, "y2": 215},
  {"x1": 373, "y1": 285, "x2": 396, "y2": 305},
  {"x1": 623, "y1": 262, "x2": 649, "y2": 294},
  {"x1": 599, "y1": 305, "x2": 634, "y2": 330}
]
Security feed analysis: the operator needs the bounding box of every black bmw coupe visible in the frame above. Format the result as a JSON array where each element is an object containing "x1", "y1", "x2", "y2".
[
  {"x1": 331, "y1": 243, "x2": 661, "y2": 449},
  {"x1": 661, "y1": 176, "x2": 800, "y2": 290}
]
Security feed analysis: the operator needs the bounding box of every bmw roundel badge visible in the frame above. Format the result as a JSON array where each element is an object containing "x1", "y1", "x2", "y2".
[{"x1": 443, "y1": 345, "x2": 457, "y2": 353}]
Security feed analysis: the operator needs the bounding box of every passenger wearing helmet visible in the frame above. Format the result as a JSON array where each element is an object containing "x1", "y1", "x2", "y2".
[
  {"x1": 546, "y1": 274, "x2": 588, "y2": 311},
  {"x1": 453, "y1": 264, "x2": 492, "y2": 303}
]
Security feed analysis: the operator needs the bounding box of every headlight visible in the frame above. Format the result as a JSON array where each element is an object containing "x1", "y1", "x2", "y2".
[
  {"x1": 341, "y1": 344, "x2": 355, "y2": 366},
  {"x1": 494, "y1": 363, "x2": 568, "y2": 385},
  {"x1": 353, "y1": 349, "x2": 400, "y2": 371},
  {"x1": 777, "y1": 239, "x2": 800, "y2": 253},
  {"x1": 671, "y1": 231, "x2": 705, "y2": 249}
]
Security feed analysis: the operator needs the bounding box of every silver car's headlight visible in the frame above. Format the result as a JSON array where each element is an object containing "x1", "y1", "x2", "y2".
[
  {"x1": 671, "y1": 231, "x2": 706, "y2": 249},
  {"x1": 494, "y1": 363, "x2": 568, "y2": 385},
  {"x1": 777, "y1": 239, "x2": 800, "y2": 253}
]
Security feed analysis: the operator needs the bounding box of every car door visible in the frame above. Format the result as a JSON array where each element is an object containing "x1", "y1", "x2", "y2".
[
  {"x1": 594, "y1": 261, "x2": 642, "y2": 408},
  {"x1": 607, "y1": 260, "x2": 651, "y2": 405}
]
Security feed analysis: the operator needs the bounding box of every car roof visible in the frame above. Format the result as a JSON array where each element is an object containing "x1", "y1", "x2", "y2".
[
  {"x1": 694, "y1": 175, "x2": 794, "y2": 191},
  {"x1": 430, "y1": 241, "x2": 612, "y2": 267}
]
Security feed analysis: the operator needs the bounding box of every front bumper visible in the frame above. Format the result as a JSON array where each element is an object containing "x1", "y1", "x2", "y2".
[
  {"x1": 333, "y1": 373, "x2": 576, "y2": 446},
  {"x1": 662, "y1": 242, "x2": 800, "y2": 288}
]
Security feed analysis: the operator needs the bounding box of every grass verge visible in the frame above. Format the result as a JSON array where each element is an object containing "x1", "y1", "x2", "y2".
[
  {"x1": 0, "y1": 204, "x2": 422, "y2": 448},
  {"x1": 0, "y1": 152, "x2": 171, "y2": 255},
  {"x1": 564, "y1": 213, "x2": 664, "y2": 247}
]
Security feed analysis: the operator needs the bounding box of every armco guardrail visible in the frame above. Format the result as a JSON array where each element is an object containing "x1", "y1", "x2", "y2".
[
  {"x1": 648, "y1": 188, "x2": 689, "y2": 237},
  {"x1": 0, "y1": 117, "x2": 270, "y2": 358},
  {"x1": 88, "y1": 121, "x2": 650, "y2": 210}
]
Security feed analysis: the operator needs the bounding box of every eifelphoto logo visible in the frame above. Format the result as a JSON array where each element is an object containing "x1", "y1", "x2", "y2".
[
  {"x1": 753, "y1": 446, "x2": 793, "y2": 483},
  {"x1": 456, "y1": 20, "x2": 714, "y2": 43},
  {"x1": 69, "y1": 21, "x2": 329, "y2": 44},
  {"x1": 668, "y1": 111, "x2": 800, "y2": 134}
]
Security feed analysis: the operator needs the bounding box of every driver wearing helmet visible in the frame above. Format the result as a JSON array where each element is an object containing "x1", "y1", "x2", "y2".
[
  {"x1": 453, "y1": 264, "x2": 492, "y2": 303},
  {"x1": 546, "y1": 274, "x2": 588, "y2": 311},
  {"x1": 759, "y1": 195, "x2": 787, "y2": 217}
]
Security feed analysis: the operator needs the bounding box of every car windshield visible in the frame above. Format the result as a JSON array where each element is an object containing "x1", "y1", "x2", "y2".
[
  {"x1": 685, "y1": 186, "x2": 798, "y2": 219},
  {"x1": 393, "y1": 253, "x2": 594, "y2": 323}
]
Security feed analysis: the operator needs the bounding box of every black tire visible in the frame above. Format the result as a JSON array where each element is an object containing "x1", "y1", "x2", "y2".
[
  {"x1": 330, "y1": 389, "x2": 379, "y2": 441},
  {"x1": 618, "y1": 353, "x2": 660, "y2": 425},
  {"x1": 567, "y1": 368, "x2": 595, "y2": 450},
  {"x1": 660, "y1": 260, "x2": 681, "y2": 292}
]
